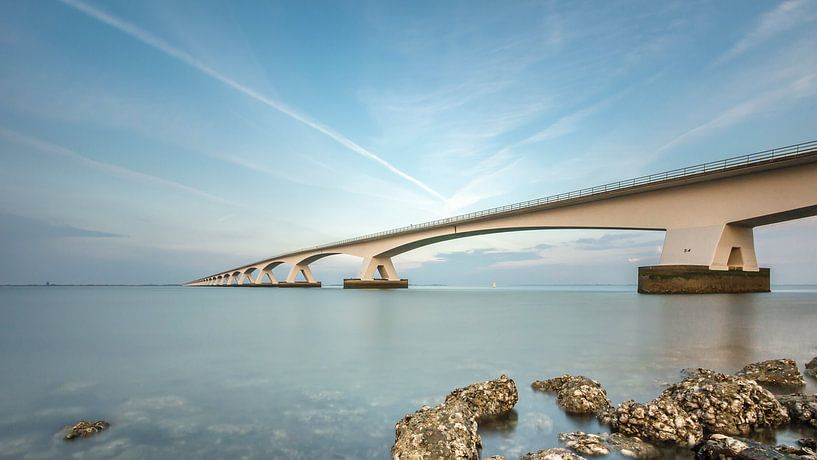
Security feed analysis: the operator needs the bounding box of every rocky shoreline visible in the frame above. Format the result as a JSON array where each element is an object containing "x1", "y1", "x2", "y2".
[{"x1": 391, "y1": 358, "x2": 817, "y2": 459}]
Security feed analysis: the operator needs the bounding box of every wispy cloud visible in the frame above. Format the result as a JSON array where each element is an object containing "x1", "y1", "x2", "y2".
[
  {"x1": 58, "y1": 0, "x2": 445, "y2": 202},
  {"x1": 653, "y1": 71, "x2": 817, "y2": 155},
  {"x1": 718, "y1": 0, "x2": 817, "y2": 64},
  {"x1": 0, "y1": 126, "x2": 234, "y2": 206}
]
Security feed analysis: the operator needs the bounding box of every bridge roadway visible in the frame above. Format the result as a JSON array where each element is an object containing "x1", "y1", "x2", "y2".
[{"x1": 187, "y1": 140, "x2": 817, "y2": 292}]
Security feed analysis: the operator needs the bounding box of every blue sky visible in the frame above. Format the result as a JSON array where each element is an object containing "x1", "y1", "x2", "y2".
[{"x1": 1, "y1": 0, "x2": 816, "y2": 285}]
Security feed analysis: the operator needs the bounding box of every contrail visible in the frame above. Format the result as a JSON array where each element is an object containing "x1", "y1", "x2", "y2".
[
  {"x1": 58, "y1": 0, "x2": 446, "y2": 202},
  {"x1": 0, "y1": 126, "x2": 236, "y2": 207}
]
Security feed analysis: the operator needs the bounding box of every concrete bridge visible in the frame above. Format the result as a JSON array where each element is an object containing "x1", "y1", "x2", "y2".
[{"x1": 187, "y1": 140, "x2": 817, "y2": 293}]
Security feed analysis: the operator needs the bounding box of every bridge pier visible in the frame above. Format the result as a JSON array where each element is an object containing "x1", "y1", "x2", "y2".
[
  {"x1": 344, "y1": 256, "x2": 408, "y2": 289},
  {"x1": 638, "y1": 265, "x2": 770, "y2": 294}
]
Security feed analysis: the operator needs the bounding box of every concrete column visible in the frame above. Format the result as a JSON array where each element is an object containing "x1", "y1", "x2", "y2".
[
  {"x1": 254, "y1": 269, "x2": 277, "y2": 284},
  {"x1": 358, "y1": 256, "x2": 400, "y2": 280},
  {"x1": 286, "y1": 264, "x2": 317, "y2": 283},
  {"x1": 659, "y1": 224, "x2": 758, "y2": 271}
]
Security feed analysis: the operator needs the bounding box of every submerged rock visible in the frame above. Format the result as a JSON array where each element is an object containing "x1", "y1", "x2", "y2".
[
  {"x1": 393, "y1": 375, "x2": 519, "y2": 459},
  {"x1": 694, "y1": 434, "x2": 817, "y2": 459},
  {"x1": 445, "y1": 374, "x2": 519, "y2": 419},
  {"x1": 520, "y1": 448, "x2": 587, "y2": 460},
  {"x1": 806, "y1": 358, "x2": 817, "y2": 379},
  {"x1": 558, "y1": 432, "x2": 659, "y2": 458},
  {"x1": 776, "y1": 394, "x2": 817, "y2": 428},
  {"x1": 602, "y1": 397, "x2": 702, "y2": 447},
  {"x1": 392, "y1": 400, "x2": 480, "y2": 460},
  {"x1": 799, "y1": 439, "x2": 816, "y2": 450},
  {"x1": 660, "y1": 368, "x2": 789, "y2": 435},
  {"x1": 737, "y1": 359, "x2": 806, "y2": 387},
  {"x1": 63, "y1": 420, "x2": 110, "y2": 440},
  {"x1": 531, "y1": 375, "x2": 612, "y2": 415}
]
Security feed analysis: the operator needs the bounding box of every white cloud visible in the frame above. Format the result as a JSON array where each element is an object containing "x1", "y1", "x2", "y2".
[
  {"x1": 719, "y1": 0, "x2": 817, "y2": 64},
  {"x1": 58, "y1": 0, "x2": 445, "y2": 202}
]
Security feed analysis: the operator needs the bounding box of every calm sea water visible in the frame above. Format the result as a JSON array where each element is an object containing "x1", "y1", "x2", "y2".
[{"x1": 1, "y1": 286, "x2": 816, "y2": 459}]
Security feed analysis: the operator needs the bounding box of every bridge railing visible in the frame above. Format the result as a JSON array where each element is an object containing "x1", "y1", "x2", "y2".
[{"x1": 204, "y1": 139, "x2": 817, "y2": 278}]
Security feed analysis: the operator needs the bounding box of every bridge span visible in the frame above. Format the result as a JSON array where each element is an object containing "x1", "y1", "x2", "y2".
[{"x1": 187, "y1": 140, "x2": 817, "y2": 293}]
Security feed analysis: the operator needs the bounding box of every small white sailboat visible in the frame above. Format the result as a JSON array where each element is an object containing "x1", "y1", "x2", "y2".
[{"x1": 491, "y1": 281, "x2": 496, "y2": 288}]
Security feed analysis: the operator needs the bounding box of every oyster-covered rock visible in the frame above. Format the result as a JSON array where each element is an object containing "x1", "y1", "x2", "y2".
[
  {"x1": 531, "y1": 375, "x2": 612, "y2": 415},
  {"x1": 694, "y1": 433, "x2": 817, "y2": 459},
  {"x1": 660, "y1": 368, "x2": 789, "y2": 435},
  {"x1": 737, "y1": 359, "x2": 806, "y2": 387},
  {"x1": 558, "y1": 432, "x2": 659, "y2": 458},
  {"x1": 806, "y1": 357, "x2": 817, "y2": 379},
  {"x1": 392, "y1": 400, "x2": 480, "y2": 460},
  {"x1": 520, "y1": 448, "x2": 587, "y2": 460},
  {"x1": 445, "y1": 374, "x2": 519, "y2": 419},
  {"x1": 63, "y1": 420, "x2": 110, "y2": 440},
  {"x1": 800, "y1": 439, "x2": 816, "y2": 450},
  {"x1": 776, "y1": 393, "x2": 817, "y2": 428},
  {"x1": 603, "y1": 397, "x2": 702, "y2": 447}
]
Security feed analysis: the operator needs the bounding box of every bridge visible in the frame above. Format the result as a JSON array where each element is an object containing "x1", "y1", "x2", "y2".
[{"x1": 187, "y1": 140, "x2": 817, "y2": 293}]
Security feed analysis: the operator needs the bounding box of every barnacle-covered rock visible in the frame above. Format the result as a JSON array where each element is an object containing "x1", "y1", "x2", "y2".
[
  {"x1": 805, "y1": 357, "x2": 817, "y2": 379},
  {"x1": 520, "y1": 448, "x2": 587, "y2": 460},
  {"x1": 531, "y1": 375, "x2": 612, "y2": 415},
  {"x1": 63, "y1": 420, "x2": 110, "y2": 440},
  {"x1": 445, "y1": 374, "x2": 518, "y2": 419},
  {"x1": 737, "y1": 359, "x2": 806, "y2": 387},
  {"x1": 776, "y1": 393, "x2": 817, "y2": 428},
  {"x1": 558, "y1": 432, "x2": 659, "y2": 458},
  {"x1": 660, "y1": 368, "x2": 788, "y2": 435},
  {"x1": 604, "y1": 397, "x2": 702, "y2": 447},
  {"x1": 392, "y1": 400, "x2": 480, "y2": 460},
  {"x1": 694, "y1": 434, "x2": 817, "y2": 459}
]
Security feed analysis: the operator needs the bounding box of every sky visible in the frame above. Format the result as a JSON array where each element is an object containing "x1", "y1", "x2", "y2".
[{"x1": 1, "y1": 0, "x2": 816, "y2": 285}]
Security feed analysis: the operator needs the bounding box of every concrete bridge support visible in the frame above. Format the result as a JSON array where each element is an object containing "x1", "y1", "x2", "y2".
[
  {"x1": 642, "y1": 223, "x2": 767, "y2": 293},
  {"x1": 344, "y1": 256, "x2": 408, "y2": 289},
  {"x1": 283, "y1": 263, "x2": 321, "y2": 287}
]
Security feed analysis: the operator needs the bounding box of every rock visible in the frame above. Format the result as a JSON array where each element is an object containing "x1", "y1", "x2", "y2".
[
  {"x1": 392, "y1": 400, "x2": 480, "y2": 460},
  {"x1": 776, "y1": 394, "x2": 817, "y2": 428},
  {"x1": 558, "y1": 432, "x2": 659, "y2": 458},
  {"x1": 659, "y1": 368, "x2": 789, "y2": 435},
  {"x1": 531, "y1": 375, "x2": 612, "y2": 415},
  {"x1": 799, "y1": 439, "x2": 816, "y2": 450},
  {"x1": 694, "y1": 434, "x2": 817, "y2": 459},
  {"x1": 520, "y1": 448, "x2": 587, "y2": 460},
  {"x1": 445, "y1": 374, "x2": 519, "y2": 419},
  {"x1": 602, "y1": 397, "x2": 702, "y2": 447},
  {"x1": 737, "y1": 359, "x2": 806, "y2": 387},
  {"x1": 63, "y1": 420, "x2": 110, "y2": 440},
  {"x1": 806, "y1": 357, "x2": 817, "y2": 379}
]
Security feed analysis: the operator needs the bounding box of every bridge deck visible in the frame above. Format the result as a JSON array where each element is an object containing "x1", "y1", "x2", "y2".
[{"x1": 195, "y1": 140, "x2": 817, "y2": 282}]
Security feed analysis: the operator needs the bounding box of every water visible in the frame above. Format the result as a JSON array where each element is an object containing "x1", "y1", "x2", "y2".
[{"x1": 1, "y1": 286, "x2": 816, "y2": 459}]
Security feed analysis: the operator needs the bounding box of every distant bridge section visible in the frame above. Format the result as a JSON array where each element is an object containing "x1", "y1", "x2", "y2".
[{"x1": 187, "y1": 140, "x2": 817, "y2": 293}]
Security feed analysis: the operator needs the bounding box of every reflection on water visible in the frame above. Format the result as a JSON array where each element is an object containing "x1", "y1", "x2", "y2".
[{"x1": 0, "y1": 286, "x2": 815, "y2": 459}]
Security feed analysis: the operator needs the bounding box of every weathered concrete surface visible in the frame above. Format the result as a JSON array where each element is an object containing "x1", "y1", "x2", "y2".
[
  {"x1": 659, "y1": 369, "x2": 789, "y2": 435},
  {"x1": 638, "y1": 265, "x2": 770, "y2": 294},
  {"x1": 343, "y1": 278, "x2": 408, "y2": 289},
  {"x1": 531, "y1": 375, "x2": 612, "y2": 415},
  {"x1": 737, "y1": 359, "x2": 806, "y2": 387}
]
